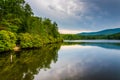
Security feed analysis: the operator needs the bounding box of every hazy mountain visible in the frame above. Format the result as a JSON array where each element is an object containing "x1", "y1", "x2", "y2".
[{"x1": 78, "y1": 28, "x2": 120, "y2": 36}]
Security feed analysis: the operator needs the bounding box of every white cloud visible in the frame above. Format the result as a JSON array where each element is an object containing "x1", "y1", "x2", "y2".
[
  {"x1": 26, "y1": 0, "x2": 103, "y2": 26},
  {"x1": 25, "y1": 0, "x2": 120, "y2": 32},
  {"x1": 26, "y1": 0, "x2": 88, "y2": 19}
]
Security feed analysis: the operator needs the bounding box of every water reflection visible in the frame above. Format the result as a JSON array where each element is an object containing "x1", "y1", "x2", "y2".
[
  {"x1": 0, "y1": 41, "x2": 120, "y2": 80},
  {"x1": 34, "y1": 42, "x2": 120, "y2": 80},
  {"x1": 64, "y1": 42, "x2": 120, "y2": 50},
  {"x1": 0, "y1": 44, "x2": 61, "y2": 80}
]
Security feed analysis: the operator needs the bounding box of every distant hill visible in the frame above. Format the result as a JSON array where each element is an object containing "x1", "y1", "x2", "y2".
[{"x1": 78, "y1": 28, "x2": 120, "y2": 36}]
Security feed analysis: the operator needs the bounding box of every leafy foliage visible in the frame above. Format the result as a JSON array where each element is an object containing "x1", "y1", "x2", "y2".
[
  {"x1": 18, "y1": 33, "x2": 62, "y2": 48},
  {"x1": 0, "y1": 0, "x2": 62, "y2": 51},
  {"x1": 18, "y1": 33, "x2": 43, "y2": 48},
  {"x1": 0, "y1": 30, "x2": 16, "y2": 52}
]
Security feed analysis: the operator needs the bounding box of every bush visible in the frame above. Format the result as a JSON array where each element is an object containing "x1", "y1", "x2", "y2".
[
  {"x1": 18, "y1": 33, "x2": 43, "y2": 48},
  {"x1": 18, "y1": 33, "x2": 33, "y2": 48},
  {"x1": 32, "y1": 34, "x2": 43, "y2": 47},
  {"x1": 17, "y1": 32, "x2": 63, "y2": 49},
  {"x1": 0, "y1": 30, "x2": 16, "y2": 52}
]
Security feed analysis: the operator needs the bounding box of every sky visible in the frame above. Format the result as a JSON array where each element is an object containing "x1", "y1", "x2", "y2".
[{"x1": 25, "y1": 0, "x2": 120, "y2": 34}]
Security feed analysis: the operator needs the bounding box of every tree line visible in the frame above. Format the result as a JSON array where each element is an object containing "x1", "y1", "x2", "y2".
[
  {"x1": 61, "y1": 33, "x2": 120, "y2": 40},
  {"x1": 0, "y1": 0, "x2": 62, "y2": 52}
]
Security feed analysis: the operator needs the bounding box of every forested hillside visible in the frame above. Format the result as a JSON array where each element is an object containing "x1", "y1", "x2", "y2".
[
  {"x1": 62, "y1": 32, "x2": 120, "y2": 40},
  {"x1": 0, "y1": 0, "x2": 62, "y2": 52},
  {"x1": 78, "y1": 28, "x2": 120, "y2": 36}
]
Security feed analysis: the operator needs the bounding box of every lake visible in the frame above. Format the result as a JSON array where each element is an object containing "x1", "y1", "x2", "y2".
[{"x1": 0, "y1": 40, "x2": 120, "y2": 80}]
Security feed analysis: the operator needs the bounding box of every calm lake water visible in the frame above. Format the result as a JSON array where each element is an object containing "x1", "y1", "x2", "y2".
[{"x1": 0, "y1": 40, "x2": 120, "y2": 80}]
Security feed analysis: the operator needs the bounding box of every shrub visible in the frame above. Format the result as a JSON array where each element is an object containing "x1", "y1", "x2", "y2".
[
  {"x1": 18, "y1": 33, "x2": 33, "y2": 48},
  {"x1": 0, "y1": 30, "x2": 16, "y2": 52},
  {"x1": 18, "y1": 33, "x2": 43, "y2": 48},
  {"x1": 32, "y1": 34, "x2": 43, "y2": 47}
]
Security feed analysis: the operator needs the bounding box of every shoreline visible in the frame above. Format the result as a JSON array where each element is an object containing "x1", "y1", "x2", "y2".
[{"x1": 12, "y1": 41, "x2": 63, "y2": 52}]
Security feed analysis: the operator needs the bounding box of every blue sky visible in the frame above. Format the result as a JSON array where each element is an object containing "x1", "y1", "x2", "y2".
[{"x1": 26, "y1": 0, "x2": 120, "y2": 34}]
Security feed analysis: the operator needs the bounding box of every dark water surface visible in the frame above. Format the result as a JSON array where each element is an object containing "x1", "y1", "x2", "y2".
[{"x1": 0, "y1": 40, "x2": 120, "y2": 80}]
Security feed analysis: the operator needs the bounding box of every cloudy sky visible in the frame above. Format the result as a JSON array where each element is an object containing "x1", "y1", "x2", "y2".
[{"x1": 26, "y1": 0, "x2": 120, "y2": 34}]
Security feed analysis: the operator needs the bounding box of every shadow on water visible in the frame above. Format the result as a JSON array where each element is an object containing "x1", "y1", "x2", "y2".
[
  {"x1": 0, "y1": 43, "x2": 61, "y2": 80},
  {"x1": 63, "y1": 42, "x2": 120, "y2": 50}
]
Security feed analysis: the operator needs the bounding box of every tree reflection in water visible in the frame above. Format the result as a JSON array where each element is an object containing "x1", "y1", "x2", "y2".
[{"x1": 0, "y1": 43, "x2": 61, "y2": 80}]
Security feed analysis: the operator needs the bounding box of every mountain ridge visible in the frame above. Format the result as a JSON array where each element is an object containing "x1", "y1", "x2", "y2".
[{"x1": 78, "y1": 28, "x2": 120, "y2": 36}]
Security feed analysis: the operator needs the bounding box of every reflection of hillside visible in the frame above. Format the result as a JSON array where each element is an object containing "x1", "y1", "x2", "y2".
[
  {"x1": 63, "y1": 42, "x2": 120, "y2": 50},
  {"x1": 0, "y1": 44, "x2": 61, "y2": 80}
]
